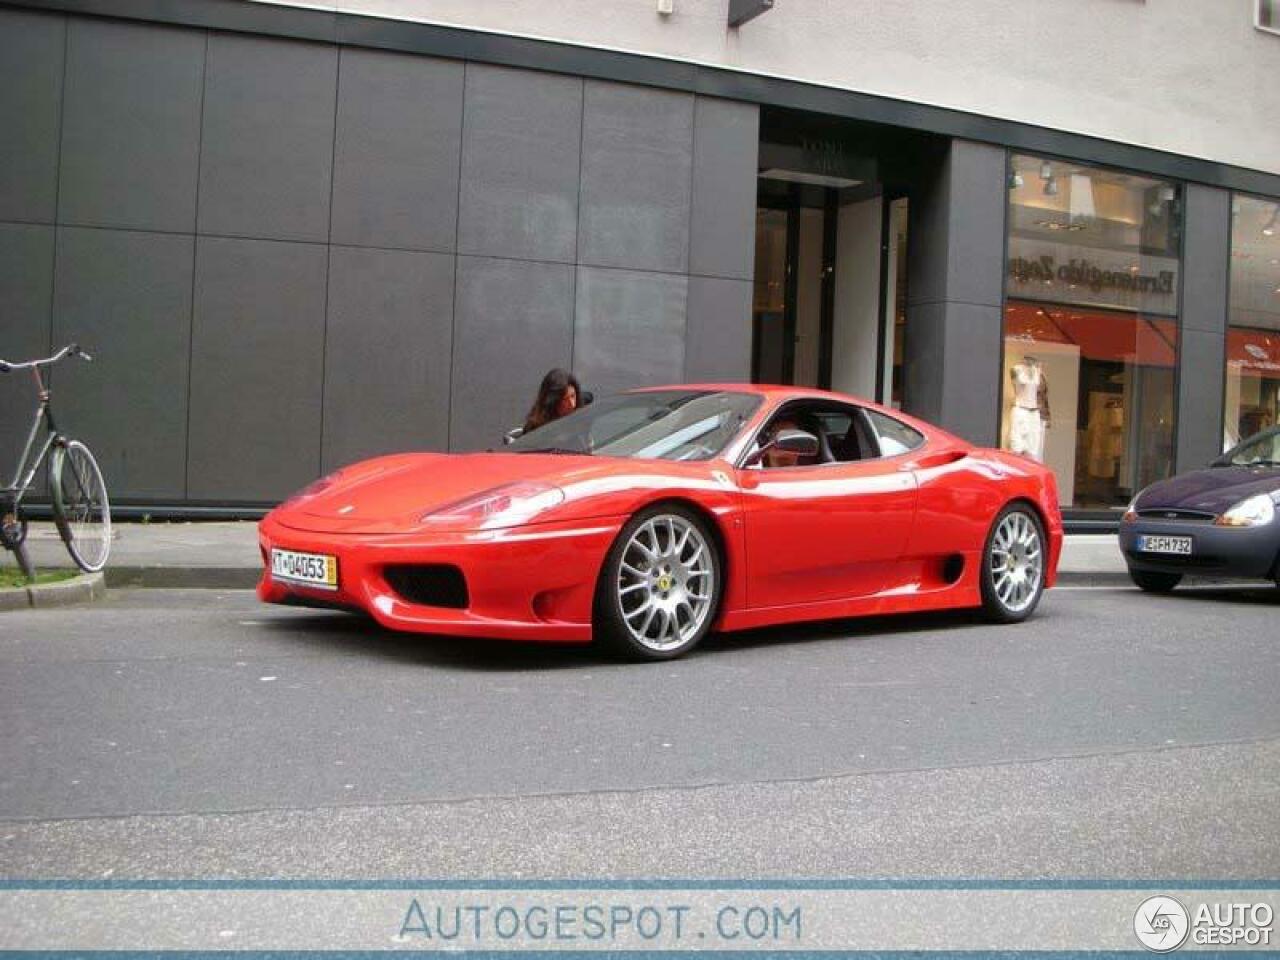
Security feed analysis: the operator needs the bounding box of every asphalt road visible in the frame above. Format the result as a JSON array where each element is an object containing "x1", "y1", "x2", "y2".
[{"x1": 2, "y1": 585, "x2": 1278, "y2": 879}]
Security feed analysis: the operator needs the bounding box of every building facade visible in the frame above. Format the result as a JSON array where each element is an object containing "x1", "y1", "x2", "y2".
[{"x1": 2, "y1": 0, "x2": 1278, "y2": 525}]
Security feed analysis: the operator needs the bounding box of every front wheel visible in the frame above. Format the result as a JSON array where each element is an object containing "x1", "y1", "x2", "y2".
[
  {"x1": 594, "y1": 505, "x2": 722, "y2": 661},
  {"x1": 1129, "y1": 569, "x2": 1181, "y2": 593},
  {"x1": 980, "y1": 503, "x2": 1047, "y2": 623},
  {"x1": 51, "y1": 439, "x2": 112, "y2": 572}
]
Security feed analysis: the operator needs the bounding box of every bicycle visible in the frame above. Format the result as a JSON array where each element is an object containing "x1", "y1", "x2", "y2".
[{"x1": 1, "y1": 344, "x2": 111, "y2": 582}]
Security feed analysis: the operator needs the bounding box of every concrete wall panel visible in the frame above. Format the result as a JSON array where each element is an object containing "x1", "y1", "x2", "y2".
[
  {"x1": 457, "y1": 65, "x2": 582, "y2": 264},
  {"x1": 198, "y1": 33, "x2": 337, "y2": 243},
  {"x1": 321, "y1": 246, "x2": 454, "y2": 472},
  {"x1": 449, "y1": 257, "x2": 575, "y2": 451},
  {"x1": 330, "y1": 49, "x2": 464, "y2": 252},
  {"x1": 685, "y1": 276, "x2": 751, "y2": 383},
  {"x1": 0, "y1": 224, "x2": 55, "y2": 483},
  {"x1": 1176, "y1": 184, "x2": 1232, "y2": 470},
  {"x1": 188, "y1": 237, "x2": 327, "y2": 502},
  {"x1": 0, "y1": 9, "x2": 64, "y2": 223},
  {"x1": 689, "y1": 98, "x2": 759, "y2": 282},
  {"x1": 58, "y1": 19, "x2": 205, "y2": 233},
  {"x1": 578, "y1": 81, "x2": 693, "y2": 274},
  {"x1": 51, "y1": 228, "x2": 194, "y2": 500},
  {"x1": 574, "y1": 267, "x2": 686, "y2": 396}
]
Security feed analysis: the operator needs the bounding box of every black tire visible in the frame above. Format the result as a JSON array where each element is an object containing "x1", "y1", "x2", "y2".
[
  {"x1": 980, "y1": 502, "x2": 1048, "y2": 623},
  {"x1": 51, "y1": 439, "x2": 112, "y2": 573},
  {"x1": 594, "y1": 503, "x2": 722, "y2": 661},
  {"x1": 1129, "y1": 569, "x2": 1182, "y2": 593}
]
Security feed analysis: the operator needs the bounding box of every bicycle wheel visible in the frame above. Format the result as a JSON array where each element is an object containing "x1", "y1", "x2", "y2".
[{"x1": 51, "y1": 439, "x2": 111, "y2": 572}]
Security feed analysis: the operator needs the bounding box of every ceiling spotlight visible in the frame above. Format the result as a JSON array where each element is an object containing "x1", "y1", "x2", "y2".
[{"x1": 1044, "y1": 176, "x2": 1059, "y2": 197}]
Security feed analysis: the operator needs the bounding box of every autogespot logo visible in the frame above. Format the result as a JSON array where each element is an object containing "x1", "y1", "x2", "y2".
[{"x1": 1134, "y1": 896, "x2": 1190, "y2": 952}]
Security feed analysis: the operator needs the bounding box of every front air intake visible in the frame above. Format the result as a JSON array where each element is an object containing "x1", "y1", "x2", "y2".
[{"x1": 383, "y1": 564, "x2": 469, "y2": 609}]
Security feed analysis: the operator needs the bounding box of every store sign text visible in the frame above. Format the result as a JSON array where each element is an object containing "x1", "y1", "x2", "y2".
[{"x1": 1009, "y1": 255, "x2": 1175, "y2": 296}]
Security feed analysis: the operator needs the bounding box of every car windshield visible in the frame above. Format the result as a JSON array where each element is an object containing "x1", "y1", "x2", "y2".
[
  {"x1": 508, "y1": 390, "x2": 762, "y2": 461},
  {"x1": 1216, "y1": 426, "x2": 1280, "y2": 467}
]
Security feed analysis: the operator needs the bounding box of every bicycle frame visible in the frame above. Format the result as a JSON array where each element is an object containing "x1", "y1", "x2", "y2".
[{"x1": 3, "y1": 365, "x2": 60, "y2": 508}]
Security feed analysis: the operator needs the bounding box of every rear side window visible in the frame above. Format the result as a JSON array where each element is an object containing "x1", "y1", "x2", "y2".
[{"x1": 864, "y1": 409, "x2": 924, "y2": 456}]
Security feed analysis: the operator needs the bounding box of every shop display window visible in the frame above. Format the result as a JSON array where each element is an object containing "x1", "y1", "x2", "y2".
[
  {"x1": 1001, "y1": 155, "x2": 1181, "y2": 510},
  {"x1": 1225, "y1": 194, "x2": 1280, "y2": 450}
]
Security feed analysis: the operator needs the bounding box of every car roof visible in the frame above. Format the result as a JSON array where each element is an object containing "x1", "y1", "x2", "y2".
[{"x1": 626, "y1": 382, "x2": 920, "y2": 421}]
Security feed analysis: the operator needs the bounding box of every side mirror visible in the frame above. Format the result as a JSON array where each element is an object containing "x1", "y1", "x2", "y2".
[
  {"x1": 580, "y1": 389, "x2": 595, "y2": 407},
  {"x1": 774, "y1": 428, "x2": 819, "y2": 456},
  {"x1": 502, "y1": 427, "x2": 524, "y2": 446},
  {"x1": 745, "y1": 428, "x2": 819, "y2": 466}
]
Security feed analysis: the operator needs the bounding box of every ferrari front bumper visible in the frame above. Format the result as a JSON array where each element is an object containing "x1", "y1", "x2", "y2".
[{"x1": 257, "y1": 513, "x2": 624, "y2": 643}]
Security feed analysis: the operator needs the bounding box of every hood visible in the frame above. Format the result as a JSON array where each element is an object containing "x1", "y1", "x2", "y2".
[
  {"x1": 1135, "y1": 465, "x2": 1280, "y2": 515},
  {"x1": 275, "y1": 452, "x2": 603, "y2": 533}
]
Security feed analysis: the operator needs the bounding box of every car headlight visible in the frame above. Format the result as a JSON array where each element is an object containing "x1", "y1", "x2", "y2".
[
  {"x1": 420, "y1": 481, "x2": 565, "y2": 529},
  {"x1": 1215, "y1": 493, "x2": 1276, "y2": 527},
  {"x1": 280, "y1": 469, "x2": 346, "y2": 508}
]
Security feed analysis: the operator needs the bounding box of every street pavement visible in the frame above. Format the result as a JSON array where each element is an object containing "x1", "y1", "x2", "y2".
[{"x1": 1, "y1": 583, "x2": 1277, "y2": 879}]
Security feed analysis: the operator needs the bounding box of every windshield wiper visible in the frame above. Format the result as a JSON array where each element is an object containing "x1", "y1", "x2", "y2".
[{"x1": 513, "y1": 446, "x2": 589, "y2": 455}]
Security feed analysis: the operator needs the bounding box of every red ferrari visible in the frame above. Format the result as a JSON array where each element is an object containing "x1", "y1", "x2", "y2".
[{"x1": 259, "y1": 385, "x2": 1062, "y2": 660}]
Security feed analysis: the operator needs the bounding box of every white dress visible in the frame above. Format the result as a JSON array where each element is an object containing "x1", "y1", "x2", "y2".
[{"x1": 1009, "y1": 364, "x2": 1045, "y2": 461}]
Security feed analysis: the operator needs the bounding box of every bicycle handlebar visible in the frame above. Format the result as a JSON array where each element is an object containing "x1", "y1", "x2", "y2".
[{"x1": 0, "y1": 344, "x2": 92, "y2": 373}]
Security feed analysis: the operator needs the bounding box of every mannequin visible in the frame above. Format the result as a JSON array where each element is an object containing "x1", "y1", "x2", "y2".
[{"x1": 1009, "y1": 355, "x2": 1051, "y2": 462}]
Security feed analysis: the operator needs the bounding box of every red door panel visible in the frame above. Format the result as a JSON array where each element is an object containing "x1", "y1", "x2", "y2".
[{"x1": 736, "y1": 461, "x2": 918, "y2": 608}]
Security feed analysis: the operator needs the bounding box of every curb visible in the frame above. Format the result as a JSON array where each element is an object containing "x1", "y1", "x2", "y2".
[{"x1": 0, "y1": 571, "x2": 106, "y2": 609}]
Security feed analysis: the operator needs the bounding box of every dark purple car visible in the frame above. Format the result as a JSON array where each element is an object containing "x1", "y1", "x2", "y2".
[{"x1": 1119, "y1": 426, "x2": 1280, "y2": 592}]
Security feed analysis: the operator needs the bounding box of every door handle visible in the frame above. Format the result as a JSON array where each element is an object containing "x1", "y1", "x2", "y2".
[{"x1": 901, "y1": 450, "x2": 967, "y2": 471}]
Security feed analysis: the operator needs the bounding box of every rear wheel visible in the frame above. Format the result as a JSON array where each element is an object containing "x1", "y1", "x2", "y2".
[
  {"x1": 594, "y1": 504, "x2": 721, "y2": 661},
  {"x1": 1129, "y1": 569, "x2": 1182, "y2": 593},
  {"x1": 980, "y1": 503, "x2": 1046, "y2": 623},
  {"x1": 51, "y1": 439, "x2": 111, "y2": 572}
]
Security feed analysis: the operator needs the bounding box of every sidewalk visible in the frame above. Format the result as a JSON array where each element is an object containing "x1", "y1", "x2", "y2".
[{"x1": 3, "y1": 521, "x2": 1131, "y2": 588}]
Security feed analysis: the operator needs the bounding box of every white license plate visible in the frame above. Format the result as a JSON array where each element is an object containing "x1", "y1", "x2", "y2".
[
  {"x1": 270, "y1": 548, "x2": 338, "y2": 590},
  {"x1": 1137, "y1": 535, "x2": 1193, "y2": 555}
]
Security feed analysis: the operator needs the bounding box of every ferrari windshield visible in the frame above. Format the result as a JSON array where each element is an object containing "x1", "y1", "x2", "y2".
[
  {"x1": 508, "y1": 390, "x2": 761, "y2": 461},
  {"x1": 1218, "y1": 426, "x2": 1280, "y2": 467}
]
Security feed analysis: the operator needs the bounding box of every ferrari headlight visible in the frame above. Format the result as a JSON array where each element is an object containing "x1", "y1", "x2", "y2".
[
  {"x1": 280, "y1": 469, "x2": 346, "y2": 507},
  {"x1": 421, "y1": 481, "x2": 565, "y2": 529},
  {"x1": 1215, "y1": 493, "x2": 1276, "y2": 528}
]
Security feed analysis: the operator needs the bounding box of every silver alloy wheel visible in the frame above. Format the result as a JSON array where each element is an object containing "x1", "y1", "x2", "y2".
[
  {"x1": 616, "y1": 514, "x2": 715, "y2": 652},
  {"x1": 988, "y1": 510, "x2": 1043, "y2": 614}
]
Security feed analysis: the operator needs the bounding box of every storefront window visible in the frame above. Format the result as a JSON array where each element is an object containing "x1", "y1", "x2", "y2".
[
  {"x1": 1001, "y1": 154, "x2": 1181, "y2": 509},
  {"x1": 1226, "y1": 194, "x2": 1280, "y2": 450}
]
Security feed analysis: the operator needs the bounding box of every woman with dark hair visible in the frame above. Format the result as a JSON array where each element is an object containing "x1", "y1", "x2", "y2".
[{"x1": 522, "y1": 368, "x2": 581, "y2": 434}]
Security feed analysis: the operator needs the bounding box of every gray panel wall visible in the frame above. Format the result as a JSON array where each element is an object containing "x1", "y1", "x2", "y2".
[
  {"x1": 197, "y1": 33, "x2": 338, "y2": 243},
  {"x1": 450, "y1": 258, "x2": 575, "y2": 452},
  {"x1": 904, "y1": 139, "x2": 1008, "y2": 445},
  {"x1": 58, "y1": 19, "x2": 205, "y2": 233},
  {"x1": 188, "y1": 238, "x2": 328, "y2": 501},
  {"x1": 330, "y1": 49, "x2": 463, "y2": 252},
  {"x1": 321, "y1": 246, "x2": 455, "y2": 472},
  {"x1": 1176, "y1": 184, "x2": 1231, "y2": 472},
  {"x1": 457, "y1": 65, "x2": 583, "y2": 264},
  {"x1": 0, "y1": 224, "x2": 55, "y2": 484},
  {"x1": 51, "y1": 228, "x2": 194, "y2": 499},
  {"x1": 0, "y1": 8, "x2": 761, "y2": 507},
  {"x1": 0, "y1": 8, "x2": 63, "y2": 223}
]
